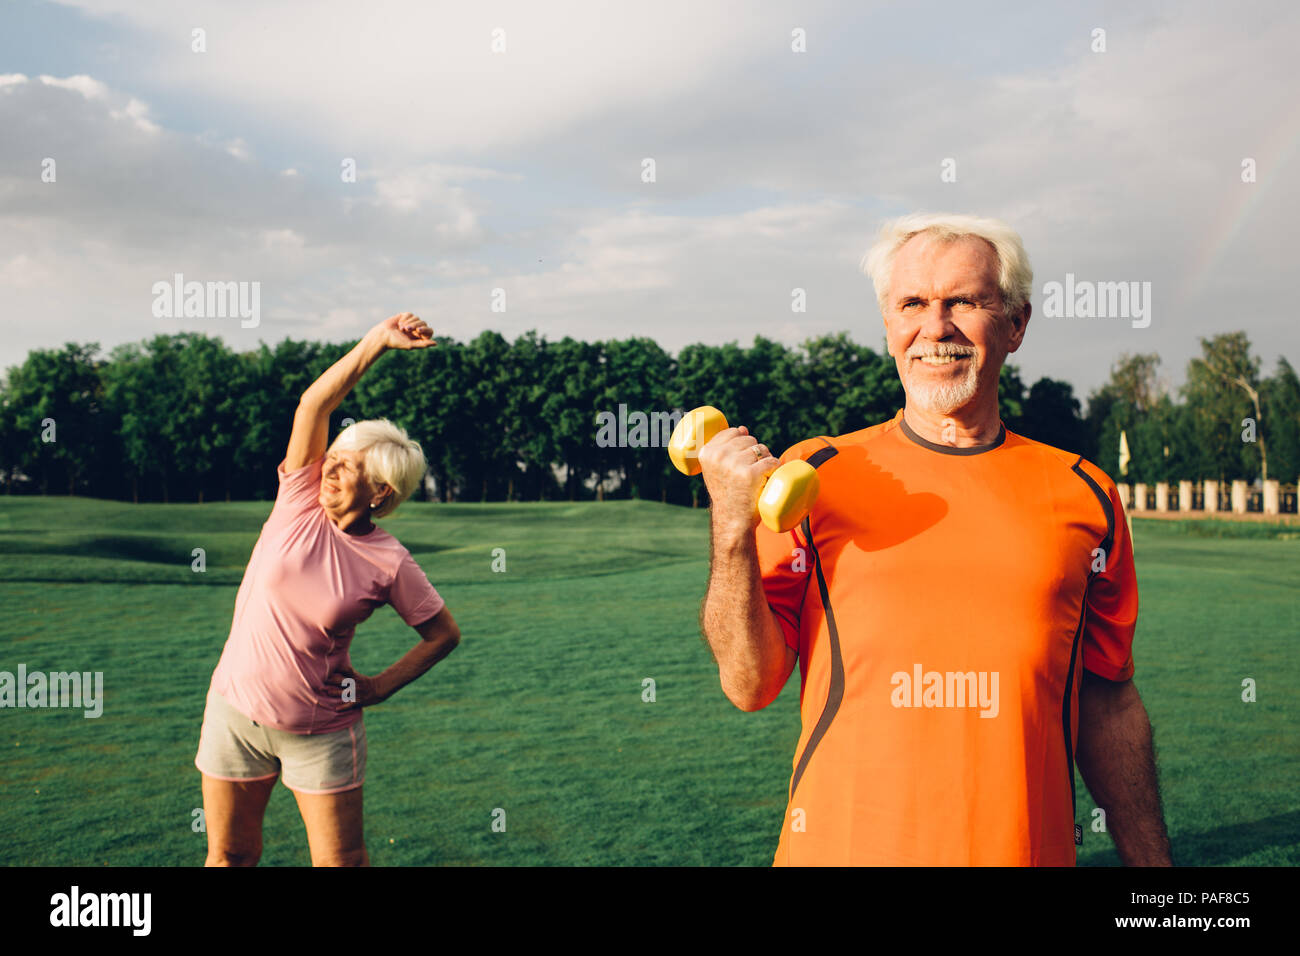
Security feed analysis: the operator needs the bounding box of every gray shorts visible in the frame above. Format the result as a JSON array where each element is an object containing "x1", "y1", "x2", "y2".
[{"x1": 195, "y1": 689, "x2": 366, "y2": 794}]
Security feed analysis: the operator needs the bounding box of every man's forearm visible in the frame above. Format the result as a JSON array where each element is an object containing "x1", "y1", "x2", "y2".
[
  {"x1": 700, "y1": 525, "x2": 789, "y2": 711},
  {"x1": 301, "y1": 331, "x2": 387, "y2": 414},
  {"x1": 1076, "y1": 678, "x2": 1173, "y2": 865}
]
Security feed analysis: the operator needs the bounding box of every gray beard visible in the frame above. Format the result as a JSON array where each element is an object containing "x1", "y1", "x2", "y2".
[{"x1": 904, "y1": 354, "x2": 981, "y2": 415}]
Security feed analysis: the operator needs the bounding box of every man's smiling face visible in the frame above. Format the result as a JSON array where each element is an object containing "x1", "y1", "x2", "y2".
[{"x1": 883, "y1": 233, "x2": 1028, "y2": 417}]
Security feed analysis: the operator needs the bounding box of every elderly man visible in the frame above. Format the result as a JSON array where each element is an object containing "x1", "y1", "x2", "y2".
[{"x1": 698, "y1": 213, "x2": 1173, "y2": 866}]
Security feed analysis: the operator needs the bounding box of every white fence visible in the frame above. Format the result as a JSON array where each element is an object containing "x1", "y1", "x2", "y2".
[{"x1": 1117, "y1": 480, "x2": 1299, "y2": 516}]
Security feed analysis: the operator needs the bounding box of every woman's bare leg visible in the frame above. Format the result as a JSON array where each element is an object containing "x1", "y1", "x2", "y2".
[
  {"x1": 201, "y1": 773, "x2": 277, "y2": 866},
  {"x1": 291, "y1": 786, "x2": 368, "y2": 867}
]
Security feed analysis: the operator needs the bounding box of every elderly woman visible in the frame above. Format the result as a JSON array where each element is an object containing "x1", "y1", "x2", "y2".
[{"x1": 195, "y1": 312, "x2": 460, "y2": 866}]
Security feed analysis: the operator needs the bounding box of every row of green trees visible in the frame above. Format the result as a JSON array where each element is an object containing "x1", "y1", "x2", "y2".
[
  {"x1": 1090, "y1": 334, "x2": 1299, "y2": 488},
  {"x1": 0, "y1": 329, "x2": 1293, "y2": 504}
]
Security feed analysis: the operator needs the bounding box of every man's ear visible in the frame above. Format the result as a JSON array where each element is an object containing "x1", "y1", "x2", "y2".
[{"x1": 1006, "y1": 302, "x2": 1031, "y2": 353}]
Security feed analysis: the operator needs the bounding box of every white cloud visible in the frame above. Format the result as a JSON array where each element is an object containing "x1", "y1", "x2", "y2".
[
  {"x1": 433, "y1": 259, "x2": 490, "y2": 280},
  {"x1": 25, "y1": 72, "x2": 161, "y2": 133},
  {"x1": 8, "y1": 1, "x2": 1300, "y2": 401},
  {"x1": 0, "y1": 71, "x2": 506, "y2": 363},
  {"x1": 0, "y1": 253, "x2": 54, "y2": 289},
  {"x1": 113, "y1": 96, "x2": 160, "y2": 134},
  {"x1": 38, "y1": 73, "x2": 108, "y2": 99},
  {"x1": 48, "y1": 0, "x2": 823, "y2": 157},
  {"x1": 258, "y1": 228, "x2": 305, "y2": 252}
]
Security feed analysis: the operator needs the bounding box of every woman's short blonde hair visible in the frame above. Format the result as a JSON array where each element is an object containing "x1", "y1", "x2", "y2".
[{"x1": 329, "y1": 418, "x2": 426, "y2": 519}]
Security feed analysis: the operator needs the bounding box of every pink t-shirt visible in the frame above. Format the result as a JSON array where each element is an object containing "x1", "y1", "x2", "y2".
[{"x1": 208, "y1": 456, "x2": 445, "y2": 734}]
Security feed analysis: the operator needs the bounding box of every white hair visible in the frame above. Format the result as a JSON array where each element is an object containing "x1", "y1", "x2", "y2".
[
  {"x1": 860, "y1": 212, "x2": 1034, "y2": 320},
  {"x1": 329, "y1": 418, "x2": 426, "y2": 519}
]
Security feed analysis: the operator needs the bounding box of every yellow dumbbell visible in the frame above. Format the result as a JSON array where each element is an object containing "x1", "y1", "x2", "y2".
[{"x1": 668, "y1": 406, "x2": 819, "y2": 533}]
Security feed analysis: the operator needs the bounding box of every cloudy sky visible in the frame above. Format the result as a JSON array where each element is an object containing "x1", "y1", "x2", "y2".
[{"x1": 1, "y1": 0, "x2": 1296, "y2": 402}]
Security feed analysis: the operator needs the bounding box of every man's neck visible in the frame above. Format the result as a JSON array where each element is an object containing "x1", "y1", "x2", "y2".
[{"x1": 902, "y1": 400, "x2": 1002, "y2": 447}]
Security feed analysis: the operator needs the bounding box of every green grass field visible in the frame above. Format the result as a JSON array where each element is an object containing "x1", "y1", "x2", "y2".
[{"x1": 0, "y1": 497, "x2": 1296, "y2": 866}]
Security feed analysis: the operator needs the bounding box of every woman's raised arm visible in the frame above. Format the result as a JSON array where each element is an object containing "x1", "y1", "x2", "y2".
[{"x1": 284, "y1": 313, "x2": 436, "y2": 471}]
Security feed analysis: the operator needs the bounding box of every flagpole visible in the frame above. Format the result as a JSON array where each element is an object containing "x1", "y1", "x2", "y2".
[{"x1": 1120, "y1": 429, "x2": 1133, "y2": 549}]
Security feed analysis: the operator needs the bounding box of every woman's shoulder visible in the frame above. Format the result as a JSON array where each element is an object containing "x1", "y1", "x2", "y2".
[
  {"x1": 271, "y1": 456, "x2": 324, "y2": 517},
  {"x1": 354, "y1": 525, "x2": 419, "y2": 569}
]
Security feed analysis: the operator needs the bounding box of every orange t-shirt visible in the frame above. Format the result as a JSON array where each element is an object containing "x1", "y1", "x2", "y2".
[{"x1": 756, "y1": 408, "x2": 1137, "y2": 865}]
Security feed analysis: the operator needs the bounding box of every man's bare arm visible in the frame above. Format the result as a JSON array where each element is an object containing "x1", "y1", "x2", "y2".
[
  {"x1": 696, "y1": 425, "x2": 797, "y2": 711},
  {"x1": 1075, "y1": 671, "x2": 1173, "y2": 865},
  {"x1": 701, "y1": 521, "x2": 797, "y2": 711}
]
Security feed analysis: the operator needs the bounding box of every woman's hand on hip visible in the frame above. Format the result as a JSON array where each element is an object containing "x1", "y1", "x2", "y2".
[{"x1": 325, "y1": 664, "x2": 389, "y2": 710}]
